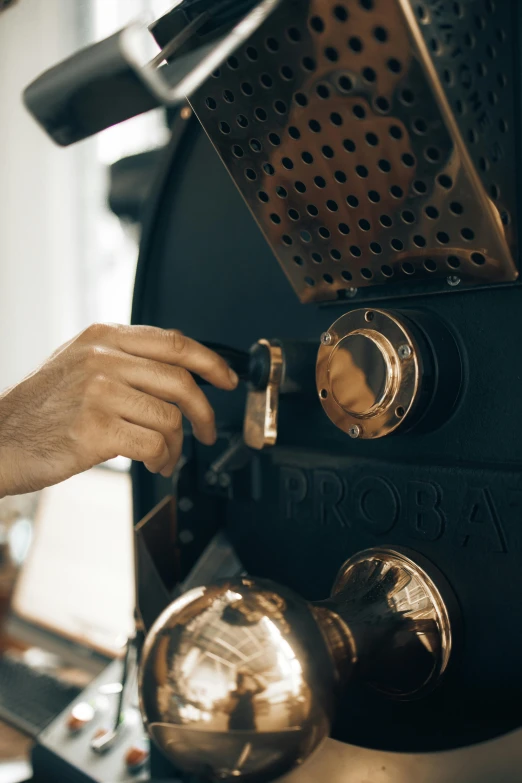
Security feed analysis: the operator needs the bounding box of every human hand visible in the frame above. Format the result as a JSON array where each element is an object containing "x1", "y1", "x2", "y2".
[{"x1": 0, "y1": 324, "x2": 238, "y2": 497}]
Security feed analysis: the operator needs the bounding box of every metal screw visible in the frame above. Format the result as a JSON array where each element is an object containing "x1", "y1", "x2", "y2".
[
  {"x1": 178, "y1": 497, "x2": 194, "y2": 513},
  {"x1": 398, "y1": 344, "x2": 412, "y2": 360},
  {"x1": 180, "y1": 106, "x2": 192, "y2": 120},
  {"x1": 347, "y1": 287, "x2": 358, "y2": 298},
  {"x1": 321, "y1": 332, "x2": 333, "y2": 345},
  {"x1": 348, "y1": 425, "x2": 361, "y2": 439},
  {"x1": 179, "y1": 530, "x2": 194, "y2": 545},
  {"x1": 447, "y1": 275, "x2": 461, "y2": 287},
  {"x1": 205, "y1": 471, "x2": 218, "y2": 486},
  {"x1": 218, "y1": 473, "x2": 231, "y2": 488}
]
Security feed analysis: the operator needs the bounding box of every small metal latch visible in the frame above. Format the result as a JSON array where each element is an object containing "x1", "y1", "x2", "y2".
[{"x1": 243, "y1": 339, "x2": 283, "y2": 451}]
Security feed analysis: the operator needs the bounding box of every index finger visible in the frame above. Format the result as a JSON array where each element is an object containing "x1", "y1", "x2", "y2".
[{"x1": 106, "y1": 325, "x2": 239, "y2": 391}]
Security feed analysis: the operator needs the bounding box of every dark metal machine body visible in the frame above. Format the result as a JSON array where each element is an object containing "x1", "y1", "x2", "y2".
[{"x1": 22, "y1": 1, "x2": 522, "y2": 781}]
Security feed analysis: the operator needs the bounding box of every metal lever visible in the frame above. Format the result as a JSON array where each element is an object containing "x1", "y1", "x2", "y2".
[
  {"x1": 23, "y1": 0, "x2": 281, "y2": 146},
  {"x1": 90, "y1": 637, "x2": 138, "y2": 754}
]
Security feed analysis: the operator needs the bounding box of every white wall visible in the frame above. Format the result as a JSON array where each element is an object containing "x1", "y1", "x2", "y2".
[{"x1": 0, "y1": 0, "x2": 86, "y2": 391}]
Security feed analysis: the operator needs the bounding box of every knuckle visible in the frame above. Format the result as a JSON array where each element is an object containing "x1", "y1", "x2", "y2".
[
  {"x1": 86, "y1": 372, "x2": 113, "y2": 399},
  {"x1": 172, "y1": 366, "x2": 192, "y2": 393},
  {"x1": 147, "y1": 432, "x2": 167, "y2": 461},
  {"x1": 166, "y1": 405, "x2": 183, "y2": 431},
  {"x1": 82, "y1": 322, "x2": 110, "y2": 341},
  {"x1": 169, "y1": 329, "x2": 187, "y2": 355},
  {"x1": 82, "y1": 344, "x2": 109, "y2": 371}
]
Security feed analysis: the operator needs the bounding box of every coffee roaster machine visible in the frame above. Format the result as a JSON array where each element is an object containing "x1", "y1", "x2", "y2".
[{"x1": 23, "y1": 1, "x2": 522, "y2": 781}]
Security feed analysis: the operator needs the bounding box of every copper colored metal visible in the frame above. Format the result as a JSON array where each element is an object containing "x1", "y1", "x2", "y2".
[{"x1": 191, "y1": 0, "x2": 517, "y2": 303}]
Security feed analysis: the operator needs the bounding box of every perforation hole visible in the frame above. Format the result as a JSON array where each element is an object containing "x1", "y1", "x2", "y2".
[
  {"x1": 263, "y1": 163, "x2": 275, "y2": 176},
  {"x1": 289, "y1": 126, "x2": 301, "y2": 140},
  {"x1": 280, "y1": 65, "x2": 294, "y2": 80},
  {"x1": 325, "y1": 46, "x2": 339, "y2": 62},
  {"x1": 366, "y1": 132, "x2": 379, "y2": 146},
  {"x1": 461, "y1": 227, "x2": 474, "y2": 240},
  {"x1": 344, "y1": 139, "x2": 356, "y2": 152},
  {"x1": 295, "y1": 92, "x2": 308, "y2": 107},
  {"x1": 424, "y1": 259, "x2": 437, "y2": 272},
  {"x1": 288, "y1": 209, "x2": 300, "y2": 221},
  {"x1": 287, "y1": 27, "x2": 301, "y2": 43},
  {"x1": 374, "y1": 26, "x2": 388, "y2": 43},
  {"x1": 260, "y1": 74, "x2": 273, "y2": 89},
  {"x1": 374, "y1": 97, "x2": 390, "y2": 113},
  {"x1": 330, "y1": 112, "x2": 343, "y2": 126},
  {"x1": 245, "y1": 169, "x2": 257, "y2": 181},
  {"x1": 301, "y1": 230, "x2": 312, "y2": 243},
  {"x1": 342, "y1": 270, "x2": 353, "y2": 281},
  {"x1": 241, "y1": 82, "x2": 254, "y2": 97},
  {"x1": 258, "y1": 191, "x2": 269, "y2": 203},
  {"x1": 211, "y1": 68, "x2": 220, "y2": 78},
  {"x1": 245, "y1": 46, "x2": 258, "y2": 62},
  {"x1": 274, "y1": 100, "x2": 287, "y2": 115},
  {"x1": 268, "y1": 133, "x2": 281, "y2": 146},
  {"x1": 351, "y1": 246, "x2": 362, "y2": 257},
  {"x1": 381, "y1": 265, "x2": 393, "y2": 277},
  {"x1": 370, "y1": 242, "x2": 382, "y2": 254},
  {"x1": 400, "y1": 89, "x2": 415, "y2": 105},
  {"x1": 219, "y1": 121, "x2": 231, "y2": 134},
  {"x1": 276, "y1": 186, "x2": 287, "y2": 198},
  {"x1": 391, "y1": 238, "x2": 404, "y2": 250},
  {"x1": 401, "y1": 153, "x2": 415, "y2": 167},
  {"x1": 334, "y1": 5, "x2": 349, "y2": 21},
  {"x1": 363, "y1": 67, "x2": 376, "y2": 82},
  {"x1": 402, "y1": 210, "x2": 415, "y2": 224},
  {"x1": 436, "y1": 231, "x2": 449, "y2": 244},
  {"x1": 295, "y1": 181, "x2": 307, "y2": 193},
  {"x1": 266, "y1": 37, "x2": 279, "y2": 52},
  {"x1": 317, "y1": 84, "x2": 331, "y2": 99},
  {"x1": 380, "y1": 214, "x2": 393, "y2": 227},
  {"x1": 426, "y1": 146, "x2": 440, "y2": 162},
  {"x1": 447, "y1": 255, "x2": 460, "y2": 269},
  {"x1": 282, "y1": 235, "x2": 293, "y2": 246},
  {"x1": 389, "y1": 125, "x2": 403, "y2": 139},
  {"x1": 307, "y1": 204, "x2": 319, "y2": 216},
  {"x1": 335, "y1": 170, "x2": 347, "y2": 183},
  {"x1": 471, "y1": 252, "x2": 486, "y2": 265},
  {"x1": 312, "y1": 252, "x2": 323, "y2": 263},
  {"x1": 490, "y1": 184, "x2": 499, "y2": 199},
  {"x1": 227, "y1": 56, "x2": 239, "y2": 69},
  {"x1": 387, "y1": 57, "x2": 402, "y2": 73},
  {"x1": 282, "y1": 157, "x2": 294, "y2": 170},
  {"x1": 315, "y1": 176, "x2": 326, "y2": 188},
  {"x1": 361, "y1": 267, "x2": 373, "y2": 279},
  {"x1": 319, "y1": 226, "x2": 332, "y2": 238},
  {"x1": 390, "y1": 185, "x2": 403, "y2": 198},
  {"x1": 302, "y1": 151, "x2": 314, "y2": 164},
  {"x1": 232, "y1": 145, "x2": 244, "y2": 158},
  {"x1": 368, "y1": 190, "x2": 380, "y2": 203},
  {"x1": 425, "y1": 205, "x2": 439, "y2": 219},
  {"x1": 347, "y1": 195, "x2": 359, "y2": 208},
  {"x1": 331, "y1": 248, "x2": 342, "y2": 260},
  {"x1": 359, "y1": 218, "x2": 370, "y2": 231},
  {"x1": 339, "y1": 223, "x2": 350, "y2": 235},
  {"x1": 270, "y1": 213, "x2": 281, "y2": 224},
  {"x1": 304, "y1": 276, "x2": 315, "y2": 286},
  {"x1": 206, "y1": 97, "x2": 217, "y2": 110},
  {"x1": 237, "y1": 115, "x2": 249, "y2": 129},
  {"x1": 413, "y1": 180, "x2": 427, "y2": 194},
  {"x1": 310, "y1": 16, "x2": 325, "y2": 33},
  {"x1": 356, "y1": 165, "x2": 369, "y2": 178},
  {"x1": 338, "y1": 75, "x2": 353, "y2": 92},
  {"x1": 413, "y1": 118, "x2": 428, "y2": 134},
  {"x1": 378, "y1": 159, "x2": 391, "y2": 173},
  {"x1": 449, "y1": 201, "x2": 463, "y2": 215},
  {"x1": 402, "y1": 262, "x2": 415, "y2": 275},
  {"x1": 348, "y1": 36, "x2": 363, "y2": 53},
  {"x1": 438, "y1": 174, "x2": 453, "y2": 189},
  {"x1": 293, "y1": 255, "x2": 304, "y2": 266},
  {"x1": 324, "y1": 274, "x2": 334, "y2": 284},
  {"x1": 327, "y1": 200, "x2": 339, "y2": 212},
  {"x1": 255, "y1": 108, "x2": 268, "y2": 122},
  {"x1": 309, "y1": 119, "x2": 322, "y2": 133},
  {"x1": 223, "y1": 90, "x2": 235, "y2": 103}
]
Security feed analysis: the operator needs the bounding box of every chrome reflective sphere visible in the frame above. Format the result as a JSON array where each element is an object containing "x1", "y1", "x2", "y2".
[{"x1": 139, "y1": 577, "x2": 335, "y2": 782}]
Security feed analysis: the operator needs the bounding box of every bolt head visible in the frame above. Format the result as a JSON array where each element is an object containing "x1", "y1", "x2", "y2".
[
  {"x1": 398, "y1": 344, "x2": 412, "y2": 360},
  {"x1": 321, "y1": 332, "x2": 333, "y2": 346},
  {"x1": 218, "y1": 473, "x2": 231, "y2": 488},
  {"x1": 178, "y1": 497, "x2": 194, "y2": 513},
  {"x1": 348, "y1": 425, "x2": 361, "y2": 439},
  {"x1": 447, "y1": 275, "x2": 461, "y2": 287},
  {"x1": 205, "y1": 471, "x2": 218, "y2": 486},
  {"x1": 347, "y1": 287, "x2": 358, "y2": 298}
]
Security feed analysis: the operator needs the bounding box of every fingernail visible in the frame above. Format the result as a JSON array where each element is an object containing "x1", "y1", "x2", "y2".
[{"x1": 228, "y1": 368, "x2": 239, "y2": 387}]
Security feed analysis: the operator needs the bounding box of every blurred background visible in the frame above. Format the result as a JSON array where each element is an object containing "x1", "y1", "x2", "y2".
[{"x1": 0, "y1": 2, "x2": 178, "y2": 770}]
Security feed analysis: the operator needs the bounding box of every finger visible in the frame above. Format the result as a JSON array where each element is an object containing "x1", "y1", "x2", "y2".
[
  {"x1": 106, "y1": 384, "x2": 184, "y2": 471},
  {"x1": 112, "y1": 358, "x2": 217, "y2": 445},
  {"x1": 105, "y1": 325, "x2": 239, "y2": 390},
  {"x1": 108, "y1": 419, "x2": 170, "y2": 474}
]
